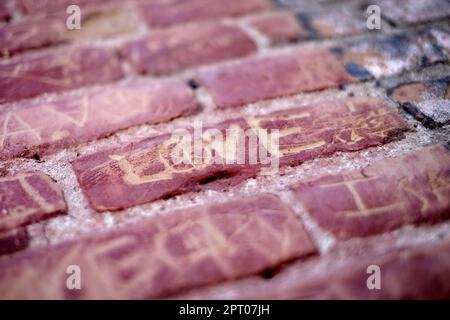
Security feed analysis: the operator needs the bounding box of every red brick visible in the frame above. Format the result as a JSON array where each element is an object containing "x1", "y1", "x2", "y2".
[
  {"x1": 0, "y1": 47, "x2": 123, "y2": 104},
  {"x1": 0, "y1": 8, "x2": 137, "y2": 57},
  {"x1": 249, "y1": 13, "x2": 307, "y2": 44},
  {"x1": 0, "y1": 228, "x2": 29, "y2": 256},
  {"x1": 296, "y1": 4, "x2": 368, "y2": 38},
  {"x1": 194, "y1": 49, "x2": 354, "y2": 109},
  {"x1": 0, "y1": 194, "x2": 316, "y2": 299},
  {"x1": 0, "y1": 172, "x2": 67, "y2": 233},
  {"x1": 375, "y1": 0, "x2": 450, "y2": 25},
  {"x1": 140, "y1": 0, "x2": 271, "y2": 28},
  {"x1": 388, "y1": 78, "x2": 450, "y2": 128},
  {"x1": 120, "y1": 23, "x2": 257, "y2": 75},
  {"x1": 293, "y1": 144, "x2": 450, "y2": 239},
  {"x1": 0, "y1": 80, "x2": 197, "y2": 160},
  {"x1": 182, "y1": 239, "x2": 450, "y2": 299},
  {"x1": 0, "y1": 2, "x2": 10, "y2": 21},
  {"x1": 1, "y1": 15, "x2": 66, "y2": 57},
  {"x1": 73, "y1": 97, "x2": 410, "y2": 212}
]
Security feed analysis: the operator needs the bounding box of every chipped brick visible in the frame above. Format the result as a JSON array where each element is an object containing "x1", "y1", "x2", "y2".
[
  {"x1": 0, "y1": 172, "x2": 67, "y2": 233},
  {"x1": 0, "y1": 228, "x2": 29, "y2": 256},
  {"x1": 0, "y1": 47, "x2": 124, "y2": 104},
  {"x1": 293, "y1": 144, "x2": 450, "y2": 239},
  {"x1": 388, "y1": 77, "x2": 450, "y2": 128},
  {"x1": 0, "y1": 80, "x2": 197, "y2": 160},
  {"x1": 0, "y1": 194, "x2": 316, "y2": 299},
  {"x1": 140, "y1": 0, "x2": 271, "y2": 28},
  {"x1": 375, "y1": 0, "x2": 450, "y2": 25},
  {"x1": 120, "y1": 23, "x2": 257, "y2": 75},
  {"x1": 73, "y1": 97, "x2": 410, "y2": 212},
  {"x1": 195, "y1": 49, "x2": 354, "y2": 108},
  {"x1": 249, "y1": 13, "x2": 307, "y2": 44},
  {"x1": 335, "y1": 31, "x2": 447, "y2": 79}
]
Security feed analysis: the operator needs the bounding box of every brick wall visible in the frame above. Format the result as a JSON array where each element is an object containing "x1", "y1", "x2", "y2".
[{"x1": 0, "y1": 0, "x2": 449, "y2": 299}]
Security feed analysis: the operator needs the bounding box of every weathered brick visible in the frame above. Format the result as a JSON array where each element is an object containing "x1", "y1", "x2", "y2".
[
  {"x1": 0, "y1": 172, "x2": 67, "y2": 233},
  {"x1": 335, "y1": 31, "x2": 447, "y2": 79},
  {"x1": 73, "y1": 97, "x2": 410, "y2": 212},
  {"x1": 293, "y1": 144, "x2": 450, "y2": 239},
  {"x1": 182, "y1": 239, "x2": 450, "y2": 299},
  {"x1": 0, "y1": 8, "x2": 138, "y2": 57},
  {"x1": 388, "y1": 77, "x2": 450, "y2": 128},
  {"x1": 0, "y1": 194, "x2": 316, "y2": 299},
  {"x1": 0, "y1": 228, "x2": 29, "y2": 256},
  {"x1": 120, "y1": 23, "x2": 257, "y2": 75},
  {"x1": 296, "y1": 4, "x2": 368, "y2": 39},
  {"x1": 194, "y1": 48, "x2": 354, "y2": 109},
  {"x1": 0, "y1": 80, "x2": 197, "y2": 160},
  {"x1": 248, "y1": 13, "x2": 307, "y2": 44},
  {"x1": 0, "y1": 47, "x2": 123, "y2": 104},
  {"x1": 375, "y1": 0, "x2": 450, "y2": 25},
  {"x1": 140, "y1": 0, "x2": 271, "y2": 28}
]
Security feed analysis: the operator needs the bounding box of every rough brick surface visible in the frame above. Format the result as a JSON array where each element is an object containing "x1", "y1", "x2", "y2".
[
  {"x1": 0, "y1": 172, "x2": 67, "y2": 232},
  {"x1": 140, "y1": 0, "x2": 271, "y2": 28},
  {"x1": 120, "y1": 23, "x2": 257, "y2": 75},
  {"x1": 0, "y1": 194, "x2": 316, "y2": 299},
  {"x1": 293, "y1": 145, "x2": 450, "y2": 239},
  {"x1": 0, "y1": 80, "x2": 197, "y2": 159},
  {"x1": 388, "y1": 77, "x2": 450, "y2": 128},
  {"x1": 73, "y1": 97, "x2": 410, "y2": 212},
  {"x1": 0, "y1": 47, "x2": 123, "y2": 104},
  {"x1": 181, "y1": 239, "x2": 450, "y2": 299},
  {"x1": 195, "y1": 49, "x2": 354, "y2": 108},
  {"x1": 335, "y1": 31, "x2": 447, "y2": 78}
]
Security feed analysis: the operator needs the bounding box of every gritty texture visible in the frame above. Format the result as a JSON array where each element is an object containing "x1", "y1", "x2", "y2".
[{"x1": 0, "y1": 0, "x2": 449, "y2": 300}]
